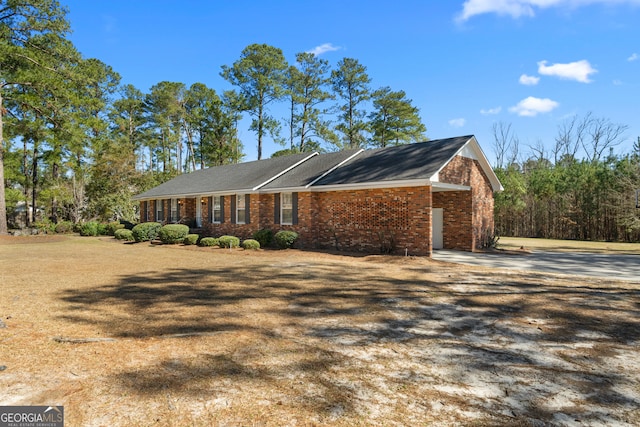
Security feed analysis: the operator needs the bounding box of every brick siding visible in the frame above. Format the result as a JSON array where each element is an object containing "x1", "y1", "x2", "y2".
[{"x1": 138, "y1": 154, "x2": 495, "y2": 256}]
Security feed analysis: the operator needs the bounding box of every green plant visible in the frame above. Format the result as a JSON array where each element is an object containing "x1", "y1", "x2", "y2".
[
  {"x1": 253, "y1": 228, "x2": 273, "y2": 247},
  {"x1": 242, "y1": 239, "x2": 260, "y2": 250},
  {"x1": 131, "y1": 222, "x2": 162, "y2": 242},
  {"x1": 158, "y1": 224, "x2": 190, "y2": 244},
  {"x1": 218, "y1": 235, "x2": 240, "y2": 248},
  {"x1": 114, "y1": 229, "x2": 134, "y2": 241},
  {"x1": 198, "y1": 237, "x2": 219, "y2": 247},
  {"x1": 183, "y1": 234, "x2": 199, "y2": 245},
  {"x1": 79, "y1": 221, "x2": 100, "y2": 237},
  {"x1": 96, "y1": 222, "x2": 109, "y2": 236},
  {"x1": 34, "y1": 219, "x2": 55, "y2": 234},
  {"x1": 54, "y1": 221, "x2": 74, "y2": 234},
  {"x1": 105, "y1": 221, "x2": 125, "y2": 236},
  {"x1": 274, "y1": 230, "x2": 298, "y2": 249}
]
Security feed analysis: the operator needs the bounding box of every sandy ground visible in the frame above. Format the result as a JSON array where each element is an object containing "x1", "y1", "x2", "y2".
[{"x1": 1, "y1": 236, "x2": 639, "y2": 426}]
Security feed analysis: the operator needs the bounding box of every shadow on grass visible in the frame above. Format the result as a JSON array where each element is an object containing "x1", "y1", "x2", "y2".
[{"x1": 58, "y1": 258, "x2": 640, "y2": 424}]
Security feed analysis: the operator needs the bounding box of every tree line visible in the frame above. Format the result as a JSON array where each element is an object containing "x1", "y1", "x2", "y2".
[
  {"x1": 492, "y1": 119, "x2": 640, "y2": 242},
  {"x1": 0, "y1": 0, "x2": 427, "y2": 233}
]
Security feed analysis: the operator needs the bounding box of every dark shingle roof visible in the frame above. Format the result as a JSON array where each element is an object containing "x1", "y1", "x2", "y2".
[
  {"x1": 261, "y1": 149, "x2": 361, "y2": 190},
  {"x1": 134, "y1": 135, "x2": 482, "y2": 199},
  {"x1": 312, "y1": 136, "x2": 470, "y2": 186},
  {"x1": 134, "y1": 152, "x2": 316, "y2": 199}
]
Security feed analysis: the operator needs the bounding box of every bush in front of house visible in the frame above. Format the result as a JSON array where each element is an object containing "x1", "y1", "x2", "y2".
[
  {"x1": 253, "y1": 228, "x2": 273, "y2": 248},
  {"x1": 114, "y1": 229, "x2": 134, "y2": 241},
  {"x1": 242, "y1": 239, "x2": 260, "y2": 250},
  {"x1": 159, "y1": 224, "x2": 190, "y2": 244},
  {"x1": 79, "y1": 221, "x2": 100, "y2": 236},
  {"x1": 54, "y1": 221, "x2": 74, "y2": 234},
  {"x1": 183, "y1": 234, "x2": 199, "y2": 245},
  {"x1": 131, "y1": 222, "x2": 161, "y2": 242},
  {"x1": 218, "y1": 235, "x2": 240, "y2": 248},
  {"x1": 274, "y1": 230, "x2": 298, "y2": 249},
  {"x1": 105, "y1": 221, "x2": 125, "y2": 236},
  {"x1": 198, "y1": 237, "x2": 219, "y2": 247}
]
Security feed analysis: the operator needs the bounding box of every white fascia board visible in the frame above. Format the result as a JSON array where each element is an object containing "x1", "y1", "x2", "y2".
[
  {"x1": 308, "y1": 179, "x2": 432, "y2": 193},
  {"x1": 432, "y1": 182, "x2": 471, "y2": 191},
  {"x1": 252, "y1": 152, "x2": 319, "y2": 191},
  {"x1": 305, "y1": 149, "x2": 365, "y2": 188},
  {"x1": 135, "y1": 189, "x2": 254, "y2": 200}
]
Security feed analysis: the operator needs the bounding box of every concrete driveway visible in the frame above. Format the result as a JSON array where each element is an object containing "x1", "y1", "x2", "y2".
[{"x1": 432, "y1": 249, "x2": 640, "y2": 282}]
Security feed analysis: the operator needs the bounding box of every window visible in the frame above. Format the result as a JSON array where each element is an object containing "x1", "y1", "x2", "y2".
[
  {"x1": 281, "y1": 192, "x2": 293, "y2": 225},
  {"x1": 236, "y1": 194, "x2": 246, "y2": 224},
  {"x1": 170, "y1": 198, "x2": 178, "y2": 222},
  {"x1": 213, "y1": 196, "x2": 222, "y2": 223},
  {"x1": 156, "y1": 199, "x2": 163, "y2": 222}
]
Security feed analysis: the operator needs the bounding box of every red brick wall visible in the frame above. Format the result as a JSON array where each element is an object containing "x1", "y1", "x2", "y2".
[
  {"x1": 434, "y1": 155, "x2": 495, "y2": 251},
  {"x1": 137, "y1": 155, "x2": 495, "y2": 256},
  {"x1": 311, "y1": 187, "x2": 433, "y2": 255}
]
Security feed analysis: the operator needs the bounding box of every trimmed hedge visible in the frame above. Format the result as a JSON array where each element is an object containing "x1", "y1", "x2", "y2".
[
  {"x1": 218, "y1": 235, "x2": 240, "y2": 248},
  {"x1": 183, "y1": 234, "x2": 199, "y2": 245},
  {"x1": 79, "y1": 221, "x2": 99, "y2": 236},
  {"x1": 242, "y1": 239, "x2": 260, "y2": 250},
  {"x1": 159, "y1": 224, "x2": 190, "y2": 244},
  {"x1": 131, "y1": 222, "x2": 162, "y2": 242},
  {"x1": 198, "y1": 237, "x2": 219, "y2": 247},
  {"x1": 115, "y1": 229, "x2": 134, "y2": 241},
  {"x1": 253, "y1": 229, "x2": 273, "y2": 248},
  {"x1": 275, "y1": 230, "x2": 299, "y2": 249},
  {"x1": 105, "y1": 221, "x2": 125, "y2": 236}
]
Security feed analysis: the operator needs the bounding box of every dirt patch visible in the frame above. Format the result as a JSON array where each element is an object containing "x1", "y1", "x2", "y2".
[{"x1": 1, "y1": 236, "x2": 639, "y2": 426}]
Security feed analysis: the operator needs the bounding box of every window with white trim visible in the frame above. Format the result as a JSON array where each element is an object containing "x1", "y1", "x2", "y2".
[
  {"x1": 281, "y1": 192, "x2": 293, "y2": 225},
  {"x1": 236, "y1": 194, "x2": 246, "y2": 224},
  {"x1": 213, "y1": 196, "x2": 222, "y2": 223},
  {"x1": 170, "y1": 198, "x2": 178, "y2": 222},
  {"x1": 156, "y1": 199, "x2": 163, "y2": 222}
]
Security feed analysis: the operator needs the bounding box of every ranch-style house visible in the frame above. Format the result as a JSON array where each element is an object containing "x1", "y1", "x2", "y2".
[{"x1": 133, "y1": 135, "x2": 503, "y2": 256}]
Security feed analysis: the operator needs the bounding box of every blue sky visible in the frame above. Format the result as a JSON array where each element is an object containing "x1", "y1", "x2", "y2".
[{"x1": 62, "y1": 0, "x2": 640, "y2": 164}]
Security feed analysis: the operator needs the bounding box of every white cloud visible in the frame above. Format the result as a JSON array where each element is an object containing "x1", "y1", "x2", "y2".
[
  {"x1": 509, "y1": 96, "x2": 559, "y2": 117},
  {"x1": 519, "y1": 74, "x2": 540, "y2": 85},
  {"x1": 306, "y1": 43, "x2": 341, "y2": 56},
  {"x1": 456, "y1": 0, "x2": 640, "y2": 22},
  {"x1": 628, "y1": 53, "x2": 639, "y2": 62},
  {"x1": 613, "y1": 79, "x2": 624, "y2": 85},
  {"x1": 480, "y1": 106, "x2": 502, "y2": 115},
  {"x1": 448, "y1": 118, "x2": 466, "y2": 127},
  {"x1": 537, "y1": 59, "x2": 597, "y2": 83}
]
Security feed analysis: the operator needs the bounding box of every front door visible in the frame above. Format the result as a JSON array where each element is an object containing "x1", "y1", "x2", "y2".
[{"x1": 432, "y1": 208, "x2": 444, "y2": 250}]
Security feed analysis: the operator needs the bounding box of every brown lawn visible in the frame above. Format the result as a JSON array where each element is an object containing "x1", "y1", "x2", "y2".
[{"x1": 1, "y1": 235, "x2": 639, "y2": 426}]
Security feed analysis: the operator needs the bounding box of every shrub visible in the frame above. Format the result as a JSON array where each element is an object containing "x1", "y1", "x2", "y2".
[
  {"x1": 183, "y1": 234, "x2": 199, "y2": 245},
  {"x1": 34, "y1": 219, "x2": 55, "y2": 234},
  {"x1": 242, "y1": 239, "x2": 260, "y2": 250},
  {"x1": 198, "y1": 237, "x2": 219, "y2": 247},
  {"x1": 114, "y1": 229, "x2": 134, "y2": 241},
  {"x1": 96, "y1": 222, "x2": 109, "y2": 236},
  {"x1": 275, "y1": 230, "x2": 298, "y2": 249},
  {"x1": 158, "y1": 224, "x2": 190, "y2": 244},
  {"x1": 105, "y1": 221, "x2": 125, "y2": 236},
  {"x1": 54, "y1": 221, "x2": 74, "y2": 234},
  {"x1": 253, "y1": 228, "x2": 273, "y2": 248},
  {"x1": 131, "y1": 222, "x2": 162, "y2": 242},
  {"x1": 79, "y1": 221, "x2": 99, "y2": 237},
  {"x1": 218, "y1": 235, "x2": 240, "y2": 248}
]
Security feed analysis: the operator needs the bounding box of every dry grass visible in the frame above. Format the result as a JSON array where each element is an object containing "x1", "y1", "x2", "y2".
[
  {"x1": 1, "y1": 235, "x2": 639, "y2": 426},
  {"x1": 498, "y1": 236, "x2": 640, "y2": 254}
]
